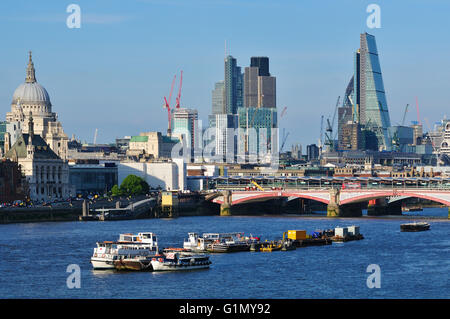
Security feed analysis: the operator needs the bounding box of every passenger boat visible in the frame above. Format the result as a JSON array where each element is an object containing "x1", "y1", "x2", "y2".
[
  {"x1": 183, "y1": 233, "x2": 208, "y2": 252},
  {"x1": 400, "y1": 222, "x2": 430, "y2": 232},
  {"x1": 203, "y1": 232, "x2": 258, "y2": 253},
  {"x1": 90, "y1": 232, "x2": 159, "y2": 270},
  {"x1": 151, "y1": 252, "x2": 211, "y2": 271}
]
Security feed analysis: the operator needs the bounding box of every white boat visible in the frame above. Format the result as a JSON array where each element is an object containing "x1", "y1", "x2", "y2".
[
  {"x1": 183, "y1": 232, "x2": 208, "y2": 252},
  {"x1": 151, "y1": 252, "x2": 211, "y2": 271},
  {"x1": 91, "y1": 232, "x2": 159, "y2": 269}
]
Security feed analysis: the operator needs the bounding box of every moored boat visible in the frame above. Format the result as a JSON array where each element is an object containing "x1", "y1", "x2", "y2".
[
  {"x1": 183, "y1": 232, "x2": 208, "y2": 252},
  {"x1": 113, "y1": 256, "x2": 153, "y2": 271},
  {"x1": 151, "y1": 252, "x2": 211, "y2": 271},
  {"x1": 259, "y1": 241, "x2": 282, "y2": 252},
  {"x1": 400, "y1": 222, "x2": 430, "y2": 232},
  {"x1": 91, "y1": 232, "x2": 159, "y2": 270},
  {"x1": 327, "y1": 226, "x2": 364, "y2": 243},
  {"x1": 203, "y1": 232, "x2": 258, "y2": 253}
]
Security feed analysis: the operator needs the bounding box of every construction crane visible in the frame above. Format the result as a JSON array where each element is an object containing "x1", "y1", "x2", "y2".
[
  {"x1": 401, "y1": 104, "x2": 409, "y2": 126},
  {"x1": 319, "y1": 115, "x2": 324, "y2": 149},
  {"x1": 93, "y1": 128, "x2": 98, "y2": 145},
  {"x1": 174, "y1": 70, "x2": 183, "y2": 109},
  {"x1": 163, "y1": 74, "x2": 176, "y2": 136},
  {"x1": 280, "y1": 106, "x2": 287, "y2": 118},
  {"x1": 424, "y1": 117, "x2": 439, "y2": 152},
  {"x1": 280, "y1": 128, "x2": 290, "y2": 152},
  {"x1": 324, "y1": 96, "x2": 340, "y2": 150},
  {"x1": 415, "y1": 97, "x2": 422, "y2": 125}
]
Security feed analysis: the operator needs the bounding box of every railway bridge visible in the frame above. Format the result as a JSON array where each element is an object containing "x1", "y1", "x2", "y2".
[{"x1": 208, "y1": 188, "x2": 450, "y2": 217}]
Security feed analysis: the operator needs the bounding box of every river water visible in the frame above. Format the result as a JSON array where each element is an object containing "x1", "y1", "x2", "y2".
[{"x1": 0, "y1": 208, "x2": 449, "y2": 299}]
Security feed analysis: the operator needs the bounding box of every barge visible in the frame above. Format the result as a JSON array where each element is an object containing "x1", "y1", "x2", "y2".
[
  {"x1": 328, "y1": 226, "x2": 364, "y2": 243},
  {"x1": 283, "y1": 230, "x2": 332, "y2": 247},
  {"x1": 400, "y1": 222, "x2": 430, "y2": 232}
]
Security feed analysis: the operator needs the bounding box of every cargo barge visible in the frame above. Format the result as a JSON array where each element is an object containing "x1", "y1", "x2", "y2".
[
  {"x1": 327, "y1": 226, "x2": 364, "y2": 243},
  {"x1": 284, "y1": 230, "x2": 332, "y2": 247},
  {"x1": 400, "y1": 222, "x2": 430, "y2": 232}
]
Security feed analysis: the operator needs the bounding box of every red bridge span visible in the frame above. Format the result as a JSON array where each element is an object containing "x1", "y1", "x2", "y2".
[{"x1": 208, "y1": 188, "x2": 450, "y2": 217}]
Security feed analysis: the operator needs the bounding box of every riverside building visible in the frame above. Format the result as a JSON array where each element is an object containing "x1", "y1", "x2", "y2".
[{"x1": 4, "y1": 113, "x2": 70, "y2": 202}]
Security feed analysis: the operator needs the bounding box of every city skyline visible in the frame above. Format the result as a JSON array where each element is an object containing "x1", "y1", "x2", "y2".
[{"x1": 1, "y1": 1, "x2": 450, "y2": 147}]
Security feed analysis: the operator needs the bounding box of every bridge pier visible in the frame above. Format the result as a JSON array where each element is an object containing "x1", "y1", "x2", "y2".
[
  {"x1": 327, "y1": 203, "x2": 340, "y2": 217},
  {"x1": 220, "y1": 191, "x2": 232, "y2": 216},
  {"x1": 367, "y1": 198, "x2": 388, "y2": 216},
  {"x1": 386, "y1": 201, "x2": 402, "y2": 215},
  {"x1": 327, "y1": 203, "x2": 362, "y2": 217}
]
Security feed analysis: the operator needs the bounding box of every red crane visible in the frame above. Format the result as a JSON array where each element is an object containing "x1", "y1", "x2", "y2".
[
  {"x1": 415, "y1": 96, "x2": 422, "y2": 125},
  {"x1": 175, "y1": 70, "x2": 183, "y2": 109},
  {"x1": 164, "y1": 75, "x2": 176, "y2": 135}
]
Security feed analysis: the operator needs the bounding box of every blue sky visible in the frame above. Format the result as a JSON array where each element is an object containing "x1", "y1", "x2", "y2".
[{"x1": 1, "y1": 0, "x2": 449, "y2": 148}]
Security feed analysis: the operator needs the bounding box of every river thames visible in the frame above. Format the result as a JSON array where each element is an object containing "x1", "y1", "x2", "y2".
[{"x1": 0, "y1": 208, "x2": 449, "y2": 299}]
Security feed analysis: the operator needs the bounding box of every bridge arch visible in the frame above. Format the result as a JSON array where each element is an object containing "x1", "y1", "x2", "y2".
[
  {"x1": 212, "y1": 191, "x2": 330, "y2": 206},
  {"x1": 340, "y1": 191, "x2": 450, "y2": 206}
]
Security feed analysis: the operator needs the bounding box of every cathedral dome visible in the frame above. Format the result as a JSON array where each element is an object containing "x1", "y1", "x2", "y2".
[
  {"x1": 12, "y1": 82, "x2": 51, "y2": 106},
  {"x1": 11, "y1": 51, "x2": 51, "y2": 107}
]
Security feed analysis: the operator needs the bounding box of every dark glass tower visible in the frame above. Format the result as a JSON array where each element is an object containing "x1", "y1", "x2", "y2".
[
  {"x1": 224, "y1": 55, "x2": 243, "y2": 114},
  {"x1": 250, "y1": 57, "x2": 270, "y2": 76}
]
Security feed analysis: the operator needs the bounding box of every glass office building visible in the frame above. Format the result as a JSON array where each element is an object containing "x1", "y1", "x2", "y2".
[
  {"x1": 237, "y1": 107, "x2": 277, "y2": 159},
  {"x1": 224, "y1": 56, "x2": 243, "y2": 115},
  {"x1": 355, "y1": 33, "x2": 392, "y2": 150},
  {"x1": 172, "y1": 108, "x2": 199, "y2": 161}
]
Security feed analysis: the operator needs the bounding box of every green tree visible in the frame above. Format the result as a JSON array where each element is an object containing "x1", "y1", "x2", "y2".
[
  {"x1": 111, "y1": 184, "x2": 121, "y2": 197},
  {"x1": 119, "y1": 175, "x2": 149, "y2": 196}
]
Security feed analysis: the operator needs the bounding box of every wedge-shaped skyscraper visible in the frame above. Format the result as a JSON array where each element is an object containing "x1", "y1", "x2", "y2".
[{"x1": 353, "y1": 33, "x2": 391, "y2": 150}]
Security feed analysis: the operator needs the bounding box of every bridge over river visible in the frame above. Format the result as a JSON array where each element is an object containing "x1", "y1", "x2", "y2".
[{"x1": 206, "y1": 186, "x2": 450, "y2": 217}]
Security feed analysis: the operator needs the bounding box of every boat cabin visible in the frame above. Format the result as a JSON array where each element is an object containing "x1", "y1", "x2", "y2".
[{"x1": 118, "y1": 232, "x2": 158, "y2": 247}]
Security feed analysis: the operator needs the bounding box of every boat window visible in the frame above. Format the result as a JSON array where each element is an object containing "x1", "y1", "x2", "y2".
[{"x1": 153, "y1": 236, "x2": 157, "y2": 242}]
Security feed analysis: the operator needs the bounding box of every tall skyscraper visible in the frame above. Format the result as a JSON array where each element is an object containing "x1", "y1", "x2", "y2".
[
  {"x1": 224, "y1": 55, "x2": 243, "y2": 115},
  {"x1": 208, "y1": 81, "x2": 225, "y2": 129},
  {"x1": 250, "y1": 57, "x2": 270, "y2": 76},
  {"x1": 338, "y1": 77, "x2": 356, "y2": 150},
  {"x1": 353, "y1": 33, "x2": 391, "y2": 150},
  {"x1": 244, "y1": 56, "x2": 276, "y2": 108},
  {"x1": 240, "y1": 56, "x2": 277, "y2": 161},
  {"x1": 211, "y1": 81, "x2": 225, "y2": 114}
]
